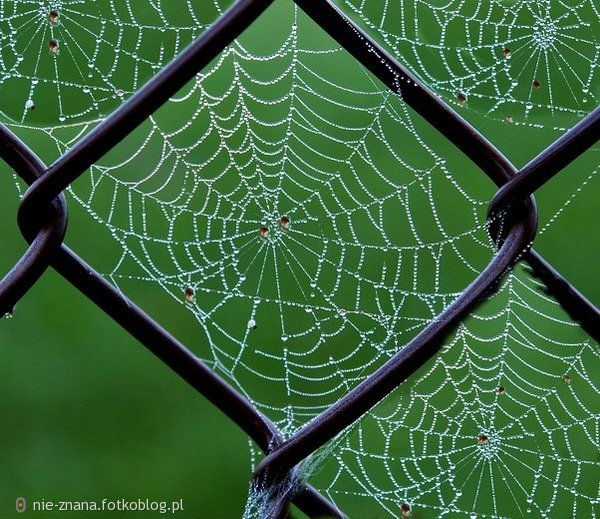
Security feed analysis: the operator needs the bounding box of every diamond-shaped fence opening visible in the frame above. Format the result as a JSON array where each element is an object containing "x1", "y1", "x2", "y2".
[{"x1": 1, "y1": 0, "x2": 598, "y2": 517}]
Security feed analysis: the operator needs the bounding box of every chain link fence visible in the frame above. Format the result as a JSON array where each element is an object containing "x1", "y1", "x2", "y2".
[{"x1": 1, "y1": 0, "x2": 598, "y2": 517}]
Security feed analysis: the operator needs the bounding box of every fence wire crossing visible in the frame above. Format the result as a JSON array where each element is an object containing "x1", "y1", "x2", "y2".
[{"x1": 0, "y1": 0, "x2": 598, "y2": 517}]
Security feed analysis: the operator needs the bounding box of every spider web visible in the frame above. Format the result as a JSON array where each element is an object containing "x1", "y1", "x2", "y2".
[
  {"x1": 330, "y1": 0, "x2": 600, "y2": 291},
  {"x1": 31, "y1": 1, "x2": 499, "y2": 431},
  {"x1": 333, "y1": 0, "x2": 600, "y2": 129},
  {"x1": 309, "y1": 265, "x2": 599, "y2": 518},
  {"x1": 0, "y1": 0, "x2": 232, "y2": 124},
  {"x1": 1, "y1": 0, "x2": 598, "y2": 517}
]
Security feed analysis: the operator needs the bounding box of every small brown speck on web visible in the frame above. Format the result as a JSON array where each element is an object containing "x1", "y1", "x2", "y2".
[{"x1": 184, "y1": 287, "x2": 195, "y2": 304}]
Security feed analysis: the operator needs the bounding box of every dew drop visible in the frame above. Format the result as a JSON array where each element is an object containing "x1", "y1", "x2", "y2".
[
  {"x1": 3, "y1": 312, "x2": 14, "y2": 319},
  {"x1": 259, "y1": 225, "x2": 269, "y2": 239},
  {"x1": 281, "y1": 335, "x2": 288, "y2": 342},
  {"x1": 248, "y1": 319, "x2": 257, "y2": 330},
  {"x1": 477, "y1": 434, "x2": 488, "y2": 445},
  {"x1": 526, "y1": 498, "x2": 533, "y2": 504},
  {"x1": 48, "y1": 40, "x2": 58, "y2": 54},
  {"x1": 532, "y1": 80, "x2": 541, "y2": 89},
  {"x1": 400, "y1": 502, "x2": 411, "y2": 517},
  {"x1": 504, "y1": 116, "x2": 514, "y2": 124},
  {"x1": 58, "y1": 115, "x2": 66, "y2": 122},
  {"x1": 25, "y1": 99, "x2": 35, "y2": 110},
  {"x1": 184, "y1": 287, "x2": 195, "y2": 304},
  {"x1": 497, "y1": 386, "x2": 506, "y2": 395},
  {"x1": 280, "y1": 215, "x2": 290, "y2": 230},
  {"x1": 563, "y1": 373, "x2": 571, "y2": 384},
  {"x1": 48, "y1": 10, "x2": 59, "y2": 25},
  {"x1": 502, "y1": 47, "x2": 511, "y2": 58},
  {"x1": 456, "y1": 92, "x2": 467, "y2": 104},
  {"x1": 582, "y1": 87, "x2": 589, "y2": 94}
]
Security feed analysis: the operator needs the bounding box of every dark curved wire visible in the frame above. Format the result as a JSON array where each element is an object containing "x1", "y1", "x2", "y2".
[
  {"x1": 17, "y1": 0, "x2": 277, "y2": 236},
  {"x1": 0, "y1": 122, "x2": 343, "y2": 519},
  {"x1": 489, "y1": 106, "x2": 600, "y2": 220},
  {"x1": 526, "y1": 250, "x2": 600, "y2": 342},
  {"x1": 0, "y1": 124, "x2": 68, "y2": 316},
  {"x1": 488, "y1": 106, "x2": 600, "y2": 341}
]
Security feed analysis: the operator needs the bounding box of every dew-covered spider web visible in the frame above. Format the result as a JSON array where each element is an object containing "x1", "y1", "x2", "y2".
[
  {"x1": 12, "y1": 0, "x2": 502, "y2": 430},
  {"x1": 331, "y1": 0, "x2": 600, "y2": 291},
  {"x1": 306, "y1": 265, "x2": 599, "y2": 518},
  {"x1": 0, "y1": 0, "x2": 233, "y2": 124},
  {"x1": 333, "y1": 0, "x2": 600, "y2": 129},
  {"x1": 1, "y1": 0, "x2": 598, "y2": 517}
]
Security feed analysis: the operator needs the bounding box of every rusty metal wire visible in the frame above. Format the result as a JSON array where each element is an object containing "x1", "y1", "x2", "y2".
[{"x1": 0, "y1": 0, "x2": 598, "y2": 517}]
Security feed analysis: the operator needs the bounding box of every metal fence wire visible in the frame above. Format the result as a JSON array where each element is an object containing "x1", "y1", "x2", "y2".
[{"x1": 0, "y1": 0, "x2": 598, "y2": 517}]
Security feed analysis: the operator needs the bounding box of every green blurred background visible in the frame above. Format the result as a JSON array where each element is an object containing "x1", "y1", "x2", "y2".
[{"x1": 0, "y1": 0, "x2": 598, "y2": 518}]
